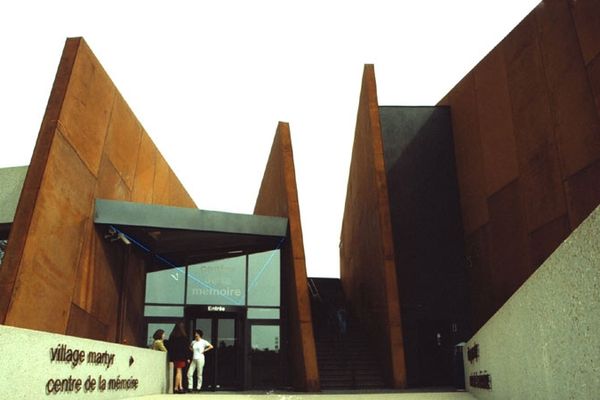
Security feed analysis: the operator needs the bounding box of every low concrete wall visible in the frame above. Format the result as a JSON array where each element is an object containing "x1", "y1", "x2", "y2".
[
  {"x1": 463, "y1": 205, "x2": 600, "y2": 399},
  {"x1": 0, "y1": 324, "x2": 168, "y2": 399}
]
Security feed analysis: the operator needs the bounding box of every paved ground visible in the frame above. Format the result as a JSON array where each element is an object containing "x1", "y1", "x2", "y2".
[{"x1": 127, "y1": 390, "x2": 476, "y2": 400}]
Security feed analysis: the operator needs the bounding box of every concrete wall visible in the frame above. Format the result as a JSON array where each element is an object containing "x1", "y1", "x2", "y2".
[
  {"x1": 0, "y1": 166, "x2": 27, "y2": 239},
  {"x1": 0, "y1": 324, "x2": 168, "y2": 399},
  {"x1": 439, "y1": 0, "x2": 600, "y2": 330},
  {"x1": 254, "y1": 122, "x2": 319, "y2": 391},
  {"x1": 0, "y1": 38, "x2": 196, "y2": 346},
  {"x1": 340, "y1": 65, "x2": 407, "y2": 388},
  {"x1": 379, "y1": 106, "x2": 469, "y2": 386},
  {"x1": 463, "y1": 204, "x2": 600, "y2": 400}
]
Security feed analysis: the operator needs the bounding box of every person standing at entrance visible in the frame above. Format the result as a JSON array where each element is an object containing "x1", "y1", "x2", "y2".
[
  {"x1": 187, "y1": 330, "x2": 213, "y2": 392},
  {"x1": 167, "y1": 322, "x2": 191, "y2": 394}
]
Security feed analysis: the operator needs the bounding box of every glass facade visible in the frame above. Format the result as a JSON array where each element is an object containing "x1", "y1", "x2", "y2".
[
  {"x1": 145, "y1": 268, "x2": 185, "y2": 304},
  {"x1": 187, "y1": 256, "x2": 246, "y2": 305},
  {"x1": 144, "y1": 250, "x2": 280, "y2": 311},
  {"x1": 248, "y1": 251, "x2": 280, "y2": 306},
  {"x1": 144, "y1": 249, "x2": 284, "y2": 389}
]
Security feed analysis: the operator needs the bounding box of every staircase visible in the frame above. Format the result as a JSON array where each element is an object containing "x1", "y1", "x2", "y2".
[{"x1": 309, "y1": 278, "x2": 386, "y2": 390}]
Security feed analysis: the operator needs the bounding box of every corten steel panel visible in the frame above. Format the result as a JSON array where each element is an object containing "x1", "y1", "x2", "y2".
[
  {"x1": 0, "y1": 166, "x2": 27, "y2": 226},
  {"x1": 535, "y1": 0, "x2": 600, "y2": 177},
  {"x1": 89, "y1": 233, "x2": 125, "y2": 341},
  {"x1": 445, "y1": 73, "x2": 489, "y2": 235},
  {"x1": 72, "y1": 224, "x2": 105, "y2": 313},
  {"x1": 503, "y1": 14, "x2": 568, "y2": 232},
  {"x1": 519, "y1": 142, "x2": 567, "y2": 232},
  {"x1": 59, "y1": 39, "x2": 115, "y2": 176},
  {"x1": 437, "y1": 0, "x2": 600, "y2": 330},
  {"x1": 0, "y1": 38, "x2": 80, "y2": 322},
  {"x1": 569, "y1": 0, "x2": 600, "y2": 65},
  {"x1": 464, "y1": 226, "x2": 495, "y2": 331},
  {"x1": 1, "y1": 38, "x2": 197, "y2": 347},
  {"x1": 473, "y1": 46, "x2": 519, "y2": 196},
  {"x1": 570, "y1": 0, "x2": 600, "y2": 65},
  {"x1": 95, "y1": 154, "x2": 132, "y2": 201},
  {"x1": 565, "y1": 159, "x2": 600, "y2": 228},
  {"x1": 254, "y1": 122, "x2": 319, "y2": 392},
  {"x1": 487, "y1": 180, "x2": 532, "y2": 310},
  {"x1": 528, "y1": 214, "x2": 570, "y2": 271},
  {"x1": 340, "y1": 65, "x2": 406, "y2": 388},
  {"x1": 589, "y1": 55, "x2": 600, "y2": 118},
  {"x1": 121, "y1": 255, "x2": 147, "y2": 345},
  {"x1": 5, "y1": 132, "x2": 96, "y2": 332},
  {"x1": 131, "y1": 131, "x2": 157, "y2": 203},
  {"x1": 503, "y1": 13, "x2": 554, "y2": 159},
  {"x1": 152, "y1": 151, "x2": 171, "y2": 206},
  {"x1": 168, "y1": 170, "x2": 196, "y2": 208},
  {"x1": 66, "y1": 303, "x2": 109, "y2": 341},
  {"x1": 104, "y1": 93, "x2": 143, "y2": 191},
  {"x1": 379, "y1": 106, "x2": 469, "y2": 386}
]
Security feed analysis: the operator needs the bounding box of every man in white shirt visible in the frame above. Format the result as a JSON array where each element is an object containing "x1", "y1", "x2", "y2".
[{"x1": 187, "y1": 330, "x2": 214, "y2": 392}]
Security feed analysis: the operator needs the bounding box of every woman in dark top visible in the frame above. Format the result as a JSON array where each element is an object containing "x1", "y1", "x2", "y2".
[{"x1": 167, "y1": 321, "x2": 190, "y2": 394}]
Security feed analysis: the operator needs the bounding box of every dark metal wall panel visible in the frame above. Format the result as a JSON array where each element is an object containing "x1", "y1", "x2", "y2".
[
  {"x1": 588, "y1": 55, "x2": 600, "y2": 118},
  {"x1": 445, "y1": 74, "x2": 489, "y2": 235},
  {"x1": 379, "y1": 106, "x2": 470, "y2": 387},
  {"x1": 565, "y1": 159, "x2": 600, "y2": 228},
  {"x1": 464, "y1": 226, "x2": 495, "y2": 331},
  {"x1": 504, "y1": 12, "x2": 568, "y2": 232},
  {"x1": 570, "y1": 0, "x2": 600, "y2": 65},
  {"x1": 528, "y1": 214, "x2": 570, "y2": 271},
  {"x1": 487, "y1": 180, "x2": 531, "y2": 308},
  {"x1": 535, "y1": 0, "x2": 600, "y2": 177}
]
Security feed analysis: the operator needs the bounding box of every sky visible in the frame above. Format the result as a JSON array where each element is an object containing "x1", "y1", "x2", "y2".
[{"x1": 0, "y1": 0, "x2": 540, "y2": 278}]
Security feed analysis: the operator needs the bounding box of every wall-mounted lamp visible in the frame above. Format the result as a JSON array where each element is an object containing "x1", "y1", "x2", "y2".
[{"x1": 104, "y1": 227, "x2": 131, "y2": 245}]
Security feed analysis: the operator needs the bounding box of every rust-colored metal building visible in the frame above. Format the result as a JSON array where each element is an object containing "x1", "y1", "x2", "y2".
[
  {"x1": 0, "y1": 38, "x2": 318, "y2": 392},
  {"x1": 340, "y1": 0, "x2": 600, "y2": 389},
  {"x1": 1, "y1": 0, "x2": 599, "y2": 393}
]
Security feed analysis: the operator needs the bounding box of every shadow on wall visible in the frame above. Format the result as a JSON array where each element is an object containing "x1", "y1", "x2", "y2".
[{"x1": 379, "y1": 106, "x2": 471, "y2": 387}]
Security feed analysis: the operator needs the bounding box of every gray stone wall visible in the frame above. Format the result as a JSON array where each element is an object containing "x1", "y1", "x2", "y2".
[
  {"x1": 463, "y1": 205, "x2": 600, "y2": 399},
  {"x1": 0, "y1": 324, "x2": 168, "y2": 399}
]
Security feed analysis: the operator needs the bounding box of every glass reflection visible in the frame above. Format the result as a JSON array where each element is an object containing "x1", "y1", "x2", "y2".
[
  {"x1": 145, "y1": 268, "x2": 185, "y2": 304},
  {"x1": 250, "y1": 325, "x2": 280, "y2": 388},
  {"x1": 187, "y1": 256, "x2": 246, "y2": 305},
  {"x1": 144, "y1": 305, "x2": 184, "y2": 317},
  {"x1": 146, "y1": 322, "x2": 174, "y2": 347},
  {"x1": 248, "y1": 250, "x2": 280, "y2": 306}
]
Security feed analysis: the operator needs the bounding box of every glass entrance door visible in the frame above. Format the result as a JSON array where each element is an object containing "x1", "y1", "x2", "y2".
[
  {"x1": 248, "y1": 322, "x2": 281, "y2": 389},
  {"x1": 186, "y1": 307, "x2": 243, "y2": 391}
]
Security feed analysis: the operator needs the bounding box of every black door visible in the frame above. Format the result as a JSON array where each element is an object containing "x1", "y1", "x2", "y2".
[
  {"x1": 247, "y1": 321, "x2": 282, "y2": 389},
  {"x1": 417, "y1": 319, "x2": 454, "y2": 386},
  {"x1": 185, "y1": 306, "x2": 244, "y2": 390}
]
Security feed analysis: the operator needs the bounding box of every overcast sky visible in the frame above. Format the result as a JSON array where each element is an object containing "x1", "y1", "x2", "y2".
[{"x1": 0, "y1": 0, "x2": 539, "y2": 277}]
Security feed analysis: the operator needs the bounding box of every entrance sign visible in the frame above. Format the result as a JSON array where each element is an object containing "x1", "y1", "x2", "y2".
[
  {"x1": 0, "y1": 325, "x2": 168, "y2": 398},
  {"x1": 205, "y1": 305, "x2": 244, "y2": 313}
]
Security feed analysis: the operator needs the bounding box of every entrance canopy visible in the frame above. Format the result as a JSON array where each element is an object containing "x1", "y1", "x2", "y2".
[{"x1": 94, "y1": 199, "x2": 288, "y2": 271}]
